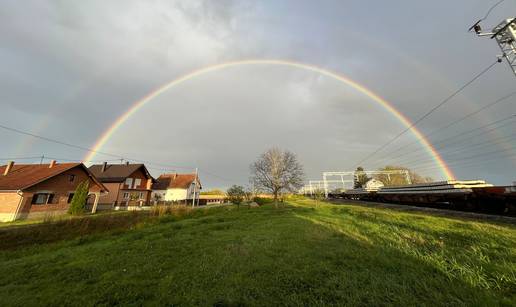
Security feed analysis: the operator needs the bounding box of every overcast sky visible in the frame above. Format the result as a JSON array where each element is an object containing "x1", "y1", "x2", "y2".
[{"x1": 1, "y1": 0, "x2": 515, "y2": 188}]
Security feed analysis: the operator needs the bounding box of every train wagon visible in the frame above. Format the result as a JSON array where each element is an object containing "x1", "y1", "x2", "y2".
[{"x1": 342, "y1": 180, "x2": 516, "y2": 215}]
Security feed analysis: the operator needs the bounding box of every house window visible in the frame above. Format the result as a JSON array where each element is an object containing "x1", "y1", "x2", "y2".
[
  {"x1": 139, "y1": 192, "x2": 144, "y2": 199},
  {"x1": 134, "y1": 178, "x2": 141, "y2": 188},
  {"x1": 125, "y1": 178, "x2": 133, "y2": 188},
  {"x1": 69, "y1": 174, "x2": 76, "y2": 183},
  {"x1": 123, "y1": 192, "x2": 129, "y2": 199},
  {"x1": 31, "y1": 193, "x2": 54, "y2": 205},
  {"x1": 67, "y1": 193, "x2": 75, "y2": 204}
]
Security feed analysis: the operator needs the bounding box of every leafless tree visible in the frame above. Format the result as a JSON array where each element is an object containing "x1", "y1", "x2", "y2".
[{"x1": 250, "y1": 148, "x2": 304, "y2": 206}]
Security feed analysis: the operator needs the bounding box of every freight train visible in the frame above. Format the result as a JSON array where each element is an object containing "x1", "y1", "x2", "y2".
[{"x1": 331, "y1": 180, "x2": 516, "y2": 215}]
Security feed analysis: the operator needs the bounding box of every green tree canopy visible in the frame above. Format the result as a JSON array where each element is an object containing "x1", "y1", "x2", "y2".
[
  {"x1": 353, "y1": 166, "x2": 370, "y2": 188},
  {"x1": 226, "y1": 185, "x2": 245, "y2": 207},
  {"x1": 68, "y1": 180, "x2": 89, "y2": 215}
]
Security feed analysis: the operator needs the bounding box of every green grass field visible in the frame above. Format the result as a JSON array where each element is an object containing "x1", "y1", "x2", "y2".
[{"x1": 0, "y1": 199, "x2": 515, "y2": 306}]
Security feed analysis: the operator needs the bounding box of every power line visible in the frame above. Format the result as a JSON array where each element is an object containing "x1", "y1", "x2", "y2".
[
  {"x1": 0, "y1": 124, "x2": 235, "y2": 183},
  {"x1": 376, "y1": 114, "x2": 516, "y2": 165},
  {"x1": 413, "y1": 146, "x2": 516, "y2": 172},
  {"x1": 380, "y1": 90, "x2": 516, "y2": 160},
  {"x1": 481, "y1": 0, "x2": 506, "y2": 21},
  {"x1": 0, "y1": 156, "x2": 44, "y2": 161},
  {"x1": 382, "y1": 122, "x2": 514, "y2": 167},
  {"x1": 400, "y1": 133, "x2": 516, "y2": 168},
  {"x1": 0, "y1": 124, "x2": 122, "y2": 159},
  {"x1": 0, "y1": 123, "x2": 195, "y2": 169},
  {"x1": 412, "y1": 154, "x2": 516, "y2": 176},
  {"x1": 412, "y1": 150, "x2": 516, "y2": 173},
  {"x1": 469, "y1": 0, "x2": 507, "y2": 33},
  {"x1": 44, "y1": 156, "x2": 121, "y2": 164},
  {"x1": 417, "y1": 144, "x2": 516, "y2": 169},
  {"x1": 198, "y1": 168, "x2": 236, "y2": 183},
  {"x1": 356, "y1": 59, "x2": 499, "y2": 167}
]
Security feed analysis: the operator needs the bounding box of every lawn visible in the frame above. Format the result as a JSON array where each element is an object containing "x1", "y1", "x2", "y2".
[{"x1": 0, "y1": 199, "x2": 515, "y2": 306}]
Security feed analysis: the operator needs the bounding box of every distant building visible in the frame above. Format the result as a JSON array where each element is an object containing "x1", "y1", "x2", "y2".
[
  {"x1": 364, "y1": 178, "x2": 384, "y2": 191},
  {"x1": 152, "y1": 173, "x2": 201, "y2": 203},
  {"x1": 0, "y1": 161, "x2": 108, "y2": 222},
  {"x1": 88, "y1": 162, "x2": 154, "y2": 208},
  {"x1": 199, "y1": 194, "x2": 226, "y2": 205}
]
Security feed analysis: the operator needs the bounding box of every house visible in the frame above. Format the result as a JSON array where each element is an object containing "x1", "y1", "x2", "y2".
[
  {"x1": 199, "y1": 194, "x2": 226, "y2": 205},
  {"x1": 88, "y1": 162, "x2": 154, "y2": 208},
  {"x1": 0, "y1": 161, "x2": 108, "y2": 222},
  {"x1": 152, "y1": 173, "x2": 202, "y2": 203}
]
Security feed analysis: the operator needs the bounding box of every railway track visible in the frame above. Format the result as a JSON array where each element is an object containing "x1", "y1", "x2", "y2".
[{"x1": 328, "y1": 199, "x2": 516, "y2": 223}]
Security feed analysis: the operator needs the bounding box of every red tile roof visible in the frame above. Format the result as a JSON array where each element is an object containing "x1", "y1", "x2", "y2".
[
  {"x1": 89, "y1": 163, "x2": 153, "y2": 183},
  {"x1": 152, "y1": 173, "x2": 201, "y2": 190},
  {"x1": 0, "y1": 163, "x2": 107, "y2": 191}
]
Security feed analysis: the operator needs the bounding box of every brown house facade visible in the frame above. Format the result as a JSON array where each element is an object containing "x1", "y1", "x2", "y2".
[
  {"x1": 88, "y1": 162, "x2": 154, "y2": 208},
  {"x1": 0, "y1": 161, "x2": 108, "y2": 222}
]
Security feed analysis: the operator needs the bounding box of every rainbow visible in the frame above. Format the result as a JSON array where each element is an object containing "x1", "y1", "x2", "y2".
[{"x1": 84, "y1": 59, "x2": 455, "y2": 180}]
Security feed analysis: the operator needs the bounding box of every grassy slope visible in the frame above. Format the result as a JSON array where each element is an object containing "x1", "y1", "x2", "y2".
[{"x1": 0, "y1": 199, "x2": 515, "y2": 306}]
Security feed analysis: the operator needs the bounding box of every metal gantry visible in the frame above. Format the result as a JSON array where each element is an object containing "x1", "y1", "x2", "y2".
[
  {"x1": 321, "y1": 170, "x2": 411, "y2": 198},
  {"x1": 301, "y1": 179, "x2": 354, "y2": 196},
  {"x1": 302, "y1": 169, "x2": 412, "y2": 198}
]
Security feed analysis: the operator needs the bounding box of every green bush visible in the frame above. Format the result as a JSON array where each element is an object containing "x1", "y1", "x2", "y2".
[
  {"x1": 68, "y1": 180, "x2": 89, "y2": 215},
  {"x1": 253, "y1": 197, "x2": 273, "y2": 206},
  {"x1": 227, "y1": 185, "x2": 245, "y2": 208}
]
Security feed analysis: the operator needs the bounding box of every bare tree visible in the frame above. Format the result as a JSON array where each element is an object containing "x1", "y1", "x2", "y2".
[{"x1": 250, "y1": 148, "x2": 304, "y2": 206}]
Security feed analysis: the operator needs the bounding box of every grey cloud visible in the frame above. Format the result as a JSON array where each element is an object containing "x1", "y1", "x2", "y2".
[{"x1": 0, "y1": 0, "x2": 515, "y2": 188}]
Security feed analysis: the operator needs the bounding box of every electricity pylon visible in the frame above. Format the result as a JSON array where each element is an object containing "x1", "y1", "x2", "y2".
[{"x1": 471, "y1": 18, "x2": 516, "y2": 77}]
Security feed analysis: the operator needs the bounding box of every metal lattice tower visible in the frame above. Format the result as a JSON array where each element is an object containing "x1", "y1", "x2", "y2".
[
  {"x1": 493, "y1": 19, "x2": 516, "y2": 76},
  {"x1": 471, "y1": 17, "x2": 516, "y2": 76}
]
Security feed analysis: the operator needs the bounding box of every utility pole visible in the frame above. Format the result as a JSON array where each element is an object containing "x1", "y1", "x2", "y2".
[
  {"x1": 191, "y1": 168, "x2": 198, "y2": 208},
  {"x1": 40, "y1": 155, "x2": 44, "y2": 164},
  {"x1": 471, "y1": 17, "x2": 516, "y2": 77}
]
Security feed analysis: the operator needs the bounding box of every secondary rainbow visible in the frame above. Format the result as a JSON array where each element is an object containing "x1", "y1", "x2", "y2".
[{"x1": 84, "y1": 59, "x2": 455, "y2": 180}]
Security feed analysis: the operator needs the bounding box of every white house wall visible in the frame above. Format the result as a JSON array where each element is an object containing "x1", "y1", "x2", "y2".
[
  {"x1": 151, "y1": 181, "x2": 201, "y2": 202},
  {"x1": 165, "y1": 189, "x2": 188, "y2": 201}
]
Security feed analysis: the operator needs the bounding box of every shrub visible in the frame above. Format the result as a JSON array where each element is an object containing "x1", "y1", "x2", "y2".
[
  {"x1": 227, "y1": 185, "x2": 245, "y2": 208},
  {"x1": 253, "y1": 197, "x2": 273, "y2": 206},
  {"x1": 68, "y1": 180, "x2": 89, "y2": 215}
]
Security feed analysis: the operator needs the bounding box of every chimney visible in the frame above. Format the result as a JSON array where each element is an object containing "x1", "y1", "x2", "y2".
[
  {"x1": 126, "y1": 161, "x2": 129, "y2": 166},
  {"x1": 49, "y1": 160, "x2": 56, "y2": 168},
  {"x1": 3, "y1": 161, "x2": 14, "y2": 176},
  {"x1": 101, "y1": 162, "x2": 108, "y2": 172}
]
